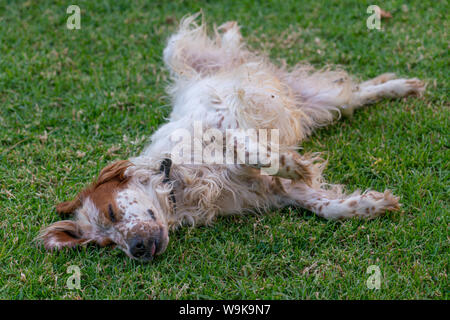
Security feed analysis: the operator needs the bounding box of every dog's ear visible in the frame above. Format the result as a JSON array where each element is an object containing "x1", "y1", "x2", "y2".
[
  {"x1": 39, "y1": 220, "x2": 88, "y2": 250},
  {"x1": 95, "y1": 160, "x2": 132, "y2": 186},
  {"x1": 55, "y1": 160, "x2": 131, "y2": 215},
  {"x1": 56, "y1": 199, "x2": 82, "y2": 216}
]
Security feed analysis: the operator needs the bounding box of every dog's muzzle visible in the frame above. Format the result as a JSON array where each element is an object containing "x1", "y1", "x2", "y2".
[{"x1": 128, "y1": 235, "x2": 163, "y2": 261}]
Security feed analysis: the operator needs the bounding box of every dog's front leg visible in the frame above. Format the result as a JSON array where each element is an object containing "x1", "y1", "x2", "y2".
[
  {"x1": 264, "y1": 151, "x2": 321, "y2": 185},
  {"x1": 226, "y1": 130, "x2": 320, "y2": 184}
]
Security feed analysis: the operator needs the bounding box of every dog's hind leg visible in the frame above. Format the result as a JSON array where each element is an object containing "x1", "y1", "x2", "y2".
[
  {"x1": 281, "y1": 67, "x2": 425, "y2": 123},
  {"x1": 333, "y1": 77, "x2": 425, "y2": 118},
  {"x1": 280, "y1": 66, "x2": 355, "y2": 125},
  {"x1": 282, "y1": 181, "x2": 400, "y2": 220},
  {"x1": 163, "y1": 14, "x2": 247, "y2": 77},
  {"x1": 349, "y1": 78, "x2": 426, "y2": 109}
]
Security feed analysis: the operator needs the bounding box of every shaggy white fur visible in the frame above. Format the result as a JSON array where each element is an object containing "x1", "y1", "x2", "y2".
[{"x1": 40, "y1": 14, "x2": 425, "y2": 261}]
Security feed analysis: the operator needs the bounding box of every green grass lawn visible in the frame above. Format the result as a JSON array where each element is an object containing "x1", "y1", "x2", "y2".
[{"x1": 0, "y1": 0, "x2": 448, "y2": 299}]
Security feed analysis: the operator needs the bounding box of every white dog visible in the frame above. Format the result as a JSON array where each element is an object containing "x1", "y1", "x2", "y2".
[{"x1": 40, "y1": 14, "x2": 425, "y2": 261}]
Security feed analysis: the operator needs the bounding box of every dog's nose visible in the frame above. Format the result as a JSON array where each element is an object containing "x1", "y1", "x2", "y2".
[
  {"x1": 130, "y1": 239, "x2": 146, "y2": 258},
  {"x1": 129, "y1": 237, "x2": 157, "y2": 260}
]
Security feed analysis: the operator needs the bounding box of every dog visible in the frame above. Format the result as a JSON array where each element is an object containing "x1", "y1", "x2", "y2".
[{"x1": 40, "y1": 14, "x2": 425, "y2": 262}]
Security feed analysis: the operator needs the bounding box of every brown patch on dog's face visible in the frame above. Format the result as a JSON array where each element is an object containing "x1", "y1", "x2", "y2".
[
  {"x1": 41, "y1": 161, "x2": 132, "y2": 250},
  {"x1": 69, "y1": 160, "x2": 131, "y2": 220},
  {"x1": 41, "y1": 160, "x2": 170, "y2": 262},
  {"x1": 55, "y1": 160, "x2": 131, "y2": 215},
  {"x1": 87, "y1": 179, "x2": 127, "y2": 225}
]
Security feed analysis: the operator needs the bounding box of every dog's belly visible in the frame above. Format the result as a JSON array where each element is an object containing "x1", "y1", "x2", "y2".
[
  {"x1": 142, "y1": 77, "x2": 240, "y2": 158},
  {"x1": 144, "y1": 64, "x2": 304, "y2": 159}
]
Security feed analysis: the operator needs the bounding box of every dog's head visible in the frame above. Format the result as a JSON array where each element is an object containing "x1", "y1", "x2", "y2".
[{"x1": 40, "y1": 159, "x2": 172, "y2": 262}]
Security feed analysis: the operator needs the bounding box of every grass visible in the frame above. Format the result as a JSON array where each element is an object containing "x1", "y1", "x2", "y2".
[{"x1": 0, "y1": 0, "x2": 448, "y2": 299}]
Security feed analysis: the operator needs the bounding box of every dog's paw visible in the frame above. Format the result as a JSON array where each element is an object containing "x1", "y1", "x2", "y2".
[
  {"x1": 218, "y1": 21, "x2": 239, "y2": 32},
  {"x1": 276, "y1": 153, "x2": 323, "y2": 185},
  {"x1": 352, "y1": 190, "x2": 400, "y2": 219},
  {"x1": 217, "y1": 21, "x2": 242, "y2": 47},
  {"x1": 389, "y1": 78, "x2": 426, "y2": 97},
  {"x1": 404, "y1": 78, "x2": 426, "y2": 96}
]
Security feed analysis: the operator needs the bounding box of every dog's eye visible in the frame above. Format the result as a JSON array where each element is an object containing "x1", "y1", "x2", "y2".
[
  {"x1": 108, "y1": 204, "x2": 117, "y2": 223},
  {"x1": 147, "y1": 209, "x2": 155, "y2": 220}
]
